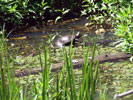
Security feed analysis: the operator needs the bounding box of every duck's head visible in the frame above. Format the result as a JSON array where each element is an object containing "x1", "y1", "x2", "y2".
[
  {"x1": 75, "y1": 32, "x2": 82, "y2": 39},
  {"x1": 51, "y1": 32, "x2": 60, "y2": 41}
]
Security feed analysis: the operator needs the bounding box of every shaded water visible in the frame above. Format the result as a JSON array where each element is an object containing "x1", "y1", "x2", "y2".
[{"x1": 7, "y1": 17, "x2": 115, "y2": 56}]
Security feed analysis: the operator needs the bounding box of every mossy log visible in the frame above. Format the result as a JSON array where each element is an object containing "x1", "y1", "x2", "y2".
[{"x1": 14, "y1": 52, "x2": 132, "y2": 77}]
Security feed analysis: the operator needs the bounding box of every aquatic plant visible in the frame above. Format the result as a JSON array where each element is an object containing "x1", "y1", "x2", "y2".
[
  {"x1": 1, "y1": 27, "x2": 132, "y2": 99},
  {"x1": 0, "y1": 26, "x2": 25, "y2": 100},
  {"x1": 0, "y1": 27, "x2": 101, "y2": 99},
  {"x1": 29, "y1": 39, "x2": 100, "y2": 100}
]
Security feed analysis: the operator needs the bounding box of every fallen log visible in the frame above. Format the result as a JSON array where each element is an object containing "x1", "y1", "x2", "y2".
[{"x1": 14, "y1": 52, "x2": 132, "y2": 77}]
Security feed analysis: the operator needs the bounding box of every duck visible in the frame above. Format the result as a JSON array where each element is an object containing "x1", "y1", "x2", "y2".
[{"x1": 52, "y1": 32, "x2": 82, "y2": 48}]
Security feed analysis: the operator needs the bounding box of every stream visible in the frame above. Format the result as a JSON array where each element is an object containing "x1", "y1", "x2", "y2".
[{"x1": 7, "y1": 17, "x2": 116, "y2": 56}]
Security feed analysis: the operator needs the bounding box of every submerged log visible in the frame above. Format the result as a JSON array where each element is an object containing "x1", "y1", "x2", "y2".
[{"x1": 14, "y1": 52, "x2": 132, "y2": 77}]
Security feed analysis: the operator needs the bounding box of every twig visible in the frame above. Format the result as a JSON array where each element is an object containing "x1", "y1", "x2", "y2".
[{"x1": 114, "y1": 89, "x2": 133, "y2": 99}]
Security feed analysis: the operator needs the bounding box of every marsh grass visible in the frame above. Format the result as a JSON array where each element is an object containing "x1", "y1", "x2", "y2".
[
  {"x1": 30, "y1": 39, "x2": 100, "y2": 100},
  {"x1": 0, "y1": 27, "x2": 23, "y2": 100},
  {"x1": 0, "y1": 29, "x2": 101, "y2": 100}
]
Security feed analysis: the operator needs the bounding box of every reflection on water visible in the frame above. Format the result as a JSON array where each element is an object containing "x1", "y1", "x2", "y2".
[{"x1": 7, "y1": 17, "x2": 116, "y2": 56}]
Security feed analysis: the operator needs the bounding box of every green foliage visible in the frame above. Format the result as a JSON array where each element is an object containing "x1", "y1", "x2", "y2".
[
  {"x1": 30, "y1": 40, "x2": 99, "y2": 100},
  {"x1": 82, "y1": 0, "x2": 132, "y2": 23},
  {"x1": 0, "y1": 28, "x2": 100, "y2": 99},
  {"x1": 114, "y1": 4, "x2": 133, "y2": 54},
  {"x1": 0, "y1": 0, "x2": 82, "y2": 30},
  {"x1": 55, "y1": 8, "x2": 70, "y2": 23},
  {"x1": 82, "y1": 0, "x2": 133, "y2": 54},
  {"x1": 0, "y1": 0, "x2": 50, "y2": 29},
  {"x1": 0, "y1": 27, "x2": 24, "y2": 100}
]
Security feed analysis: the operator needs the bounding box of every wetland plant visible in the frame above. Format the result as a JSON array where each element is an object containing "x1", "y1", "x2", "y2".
[
  {"x1": 0, "y1": 28, "x2": 104, "y2": 99},
  {"x1": 30, "y1": 40, "x2": 100, "y2": 100},
  {"x1": 0, "y1": 28, "x2": 25, "y2": 100}
]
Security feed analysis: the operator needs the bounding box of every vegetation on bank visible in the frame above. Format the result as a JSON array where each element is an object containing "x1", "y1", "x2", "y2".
[
  {"x1": 0, "y1": 0, "x2": 82, "y2": 30},
  {"x1": 0, "y1": 0, "x2": 132, "y2": 54},
  {"x1": 82, "y1": 0, "x2": 133, "y2": 54}
]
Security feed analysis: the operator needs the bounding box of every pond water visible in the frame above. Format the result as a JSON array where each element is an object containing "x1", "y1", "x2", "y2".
[
  {"x1": 6, "y1": 17, "x2": 133, "y2": 99},
  {"x1": 7, "y1": 17, "x2": 116, "y2": 56}
]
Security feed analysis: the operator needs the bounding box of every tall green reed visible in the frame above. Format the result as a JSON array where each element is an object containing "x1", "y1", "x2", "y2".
[
  {"x1": 33, "y1": 38, "x2": 99, "y2": 100},
  {"x1": 0, "y1": 27, "x2": 28, "y2": 100},
  {"x1": 0, "y1": 28, "x2": 100, "y2": 99}
]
